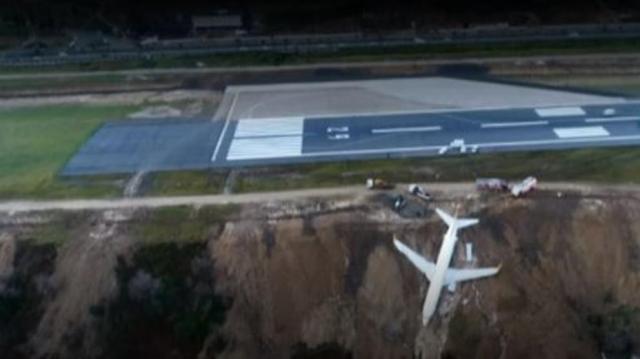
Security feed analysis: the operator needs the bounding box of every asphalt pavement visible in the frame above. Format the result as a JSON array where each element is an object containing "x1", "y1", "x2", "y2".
[{"x1": 63, "y1": 101, "x2": 640, "y2": 175}]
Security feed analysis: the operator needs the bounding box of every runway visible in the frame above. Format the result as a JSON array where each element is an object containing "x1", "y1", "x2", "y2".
[
  {"x1": 210, "y1": 102, "x2": 640, "y2": 167},
  {"x1": 62, "y1": 77, "x2": 640, "y2": 175}
]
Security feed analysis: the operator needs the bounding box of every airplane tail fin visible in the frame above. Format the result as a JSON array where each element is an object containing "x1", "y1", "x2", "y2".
[{"x1": 435, "y1": 208, "x2": 478, "y2": 229}]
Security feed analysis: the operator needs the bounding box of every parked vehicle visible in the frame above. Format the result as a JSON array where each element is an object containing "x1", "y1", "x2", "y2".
[
  {"x1": 475, "y1": 178, "x2": 509, "y2": 192},
  {"x1": 408, "y1": 184, "x2": 432, "y2": 201},
  {"x1": 366, "y1": 178, "x2": 393, "y2": 190}
]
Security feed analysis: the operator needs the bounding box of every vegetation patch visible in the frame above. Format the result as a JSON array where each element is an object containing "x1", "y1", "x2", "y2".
[
  {"x1": 16, "y1": 211, "x2": 89, "y2": 247},
  {"x1": 130, "y1": 205, "x2": 237, "y2": 244},
  {"x1": 0, "y1": 104, "x2": 137, "y2": 199},
  {"x1": 587, "y1": 305, "x2": 640, "y2": 358},
  {"x1": 94, "y1": 242, "x2": 230, "y2": 359},
  {"x1": 143, "y1": 170, "x2": 228, "y2": 196},
  {"x1": 0, "y1": 241, "x2": 57, "y2": 358},
  {"x1": 3, "y1": 37, "x2": 640, "y2": 74},
  {"x1": 233, "y1": 146, "x2": 640, "y2": 193},
  {"x1": 443, "y1": 307, "x2": 489, "y2": 359}
]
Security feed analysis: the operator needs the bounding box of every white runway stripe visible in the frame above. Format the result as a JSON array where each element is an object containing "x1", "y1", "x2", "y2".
[
  {"x1": 371, "y1": 126, "x2": 441, "y2": 134},
  {"x1": 536, "y1": 107, "x2": 585, "y2": 117},
  {"x1": 234, "y1": 117, "x2": 304, "y2": 138},
  {"x1": 481, "y1": 120, "x2": 548, "y2": 128},
  {"x1": 227, "y1": 136, "x2": 303, "y2": 160},
  {"x1": 585, "y1": 116, "x2": 640, "y2": 123},
  {"x1": 554, "y1": 126, "x2": 610, "y2": 138}
]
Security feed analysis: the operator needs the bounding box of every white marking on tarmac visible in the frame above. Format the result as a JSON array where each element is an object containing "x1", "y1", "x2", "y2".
[
  {"x1": 234, "y1": 116, "x2": 304, "y2": 138},
  {"x1": 481, "y1": 121, "x2": 548, "y2": 128},
  {"x1": 535, "y1": 107, "x2": 585, "y2": 117},
  {"x1": 554, "y1": 126, "x2": 610, "y2": 138},
  {"x1": 223, "y1": 133, "x2": 640, "y2": 161},
  {"x1": 227, "y1": 136, "x2": 303, "y2": 160},
  {"x1": 211, "y1": 92, "x2": 238, "y2": 162},
  {"x1": 371, "y1": 126, "x2": 441, "y2": 134},
  {"x1": 585, "y1": 116, "x2": 640, "y2": 123}
]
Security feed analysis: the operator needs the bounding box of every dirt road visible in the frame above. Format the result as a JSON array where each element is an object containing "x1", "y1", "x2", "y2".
[{"x1": 0, "y1": 182, "x2": 638, "y2": 213}]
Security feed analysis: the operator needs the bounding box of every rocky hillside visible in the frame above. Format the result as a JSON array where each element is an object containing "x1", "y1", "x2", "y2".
[{"x1": 1, "y1": 189, "x2": 640, "y2": 358}]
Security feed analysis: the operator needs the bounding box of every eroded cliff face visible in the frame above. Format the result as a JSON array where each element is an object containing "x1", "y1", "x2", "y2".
[{"x1": 1, "y1": 191, "x2": 640, "y2": 359}]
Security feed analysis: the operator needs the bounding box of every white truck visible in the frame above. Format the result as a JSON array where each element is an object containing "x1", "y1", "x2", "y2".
[{"x1": 510, "y1": 176, "x2": 538, "y2": 197}]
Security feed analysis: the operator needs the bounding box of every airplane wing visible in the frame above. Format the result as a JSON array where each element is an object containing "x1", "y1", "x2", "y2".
[
  {"x1": 444, "y1": 265, "x2": 501, "y2": 285},
  {"x1": 393, "y1": 238, "x2": 436, "y2": 281}
]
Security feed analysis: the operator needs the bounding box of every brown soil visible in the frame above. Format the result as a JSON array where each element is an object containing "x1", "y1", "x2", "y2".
[{"x1": 2, "y1": 189, "x2": 640, "y2": 358}]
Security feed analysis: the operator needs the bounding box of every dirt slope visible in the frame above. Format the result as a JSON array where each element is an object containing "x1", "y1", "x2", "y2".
[{"x1": 1, "y1": 189, "x2": 640, "y2": 358}]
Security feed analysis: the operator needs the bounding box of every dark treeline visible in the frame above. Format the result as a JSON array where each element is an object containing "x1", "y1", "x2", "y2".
[{"x1": 2, "y1": 0, "x2": 640, "y2": 36}]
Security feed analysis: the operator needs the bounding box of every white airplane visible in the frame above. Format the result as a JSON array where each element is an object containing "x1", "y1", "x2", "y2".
[{"x1": 394, "y1": 208, "x2": 500, "y2": 325}]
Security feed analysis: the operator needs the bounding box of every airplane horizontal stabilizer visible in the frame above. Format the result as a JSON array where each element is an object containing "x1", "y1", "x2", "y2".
[
  {"x1": 435, "y1": 208, "x2": 478, "y2": 229},
  {"x1": 393, "y1": 237, "x2": 436, "y2": 281},
  {"x1": 444, "y1": 265, "x2": 501, "y2": 285}
]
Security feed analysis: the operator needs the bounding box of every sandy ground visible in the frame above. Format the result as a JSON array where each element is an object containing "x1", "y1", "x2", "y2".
[{"x1": 0, "y1": 182, "x2": 637, "y2": 213}]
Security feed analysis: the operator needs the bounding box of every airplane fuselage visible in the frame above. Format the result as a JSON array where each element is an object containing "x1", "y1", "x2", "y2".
[
  {"x1": 422, "y1": 225, "x2": 458, "y2": 324},
  {"x1": 393, "y1": 207, "x2": 499, "y2": 326}
]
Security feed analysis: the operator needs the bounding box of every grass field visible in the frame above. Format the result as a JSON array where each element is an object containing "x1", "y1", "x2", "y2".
[
  {"x1": 143, "y1": 170, "x2": 229, "y2": 197},
  {"x1": 231, "y1": 147, "x2": 640, "y2": 193},
  {"x1": 0, "y1": 74, "x2": 183, "y2": 96},
  {"x1": 512, "y1": 74, "x2": 640, "y2": 96},
  {"x1": 0, "y1": 104, "x2": 138, "y2": 198}
]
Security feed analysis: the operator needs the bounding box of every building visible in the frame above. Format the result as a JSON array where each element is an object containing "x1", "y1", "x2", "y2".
[{"x1": 192, "y1": 11, "x2": 246, "y2": 36}]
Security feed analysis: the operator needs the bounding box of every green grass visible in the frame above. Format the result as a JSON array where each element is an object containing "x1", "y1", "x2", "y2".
[
  {"x1": 233, "y1": 147, "x2": 640, "y2": 193},
  {"x1": 144, "y1": 170, "x2": 229, "y2": 197},
  {"x1": 0, "y1": 104, "x2": 138, "y2": 199},
  {"x1": 511, "y1": 74, "x2": 640, "y2": 96},
  {"x1": 0, "y1": 74, "x2": 183, "y2": 95},
  {"x1": 21, "y1": 210, "x2": 87, "y2": 247},
  {"x1": 130, "y1": 205, "x2": 238, "y2": 244},
  {"x1": 2, "y1": 37, "x2": 640, "y2": 74}
]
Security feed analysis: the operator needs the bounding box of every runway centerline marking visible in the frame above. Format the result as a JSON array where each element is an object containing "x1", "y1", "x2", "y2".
[
  {"x1": 481, "y1": 121, "x2": 549, "y2": 128},
  {"x1": 554, "y1": 126, "x2": 609, "y2": 138},
  {"x1": 371, "y1": 126, "x2": 442, "y2": 134},
  {"x1": 585, "y1": 116, "x2": 640, "y2": 123}
]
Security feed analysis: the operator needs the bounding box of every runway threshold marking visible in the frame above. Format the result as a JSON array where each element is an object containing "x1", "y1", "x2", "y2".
[
  {"x1": 585, "y1": 116, "x2": 640, "y2": 123},
  {"x1": 481, "y1": 121, "x2": 549, "y2": 128},
  {"x1": 371, "y1": 126, "x2": 442, "y2": 134},
  {"x1": 553, "y1": 126, "x2": 610, "y2": 138}
]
